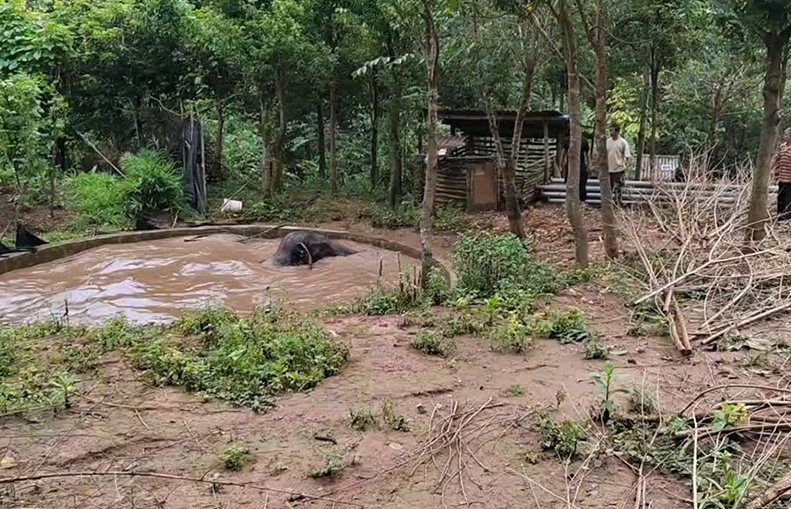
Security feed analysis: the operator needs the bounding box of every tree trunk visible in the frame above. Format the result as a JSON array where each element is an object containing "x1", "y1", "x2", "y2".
[
  {"x1": 747, "y1": 31, "x2": 790, "y2": 242},
  {"x1": 482, "y1": 63, "x2": 534, "y2": 238},
  {"x1": 329, "y1": 84, "x2": 338, "y2": 194},
  {"x1": 370, "y1": 70, "x2": 380, "y2": 189},
  {"x1": 706, "y1": 88, "x2": 723, "y2": 155},
  {"x1": 649, "y1": 46, "x2": 659, "y2": 179},
  {"x1": 51, "y1": 136, "x2": 67, "y2": 218},
  {"x1": 635, "y1": 69, "x2": 649, "y2": 180},
  {"x1": 272, "y1": 74, "x2": 286, "y2": 192},
  {"x1": 559, "y1": 0, "x2": 588, "y2": 268},
  {"x1": 259, "y1": 97, "x2": 268, "y2": 192},
  {"x1": 421, "y1": 1, "x2": 439, "y2": 285},
  {"x1": 211, "y1": 101, "x2": 224, "y2": 181},
  {"x1": 317, "y1": 102, "x2": 327, "y2": 180},
  {"x1": 592, "y1": 1, "x2": 618, "y2": 259},
  {"x1": 388, "y1": 94, "x2": 403, "y2": 209}
]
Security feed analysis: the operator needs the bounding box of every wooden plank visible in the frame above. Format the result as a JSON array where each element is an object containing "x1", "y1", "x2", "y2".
[{"x1": 543, "y1": 121, "x2": 550, "y2": 184}]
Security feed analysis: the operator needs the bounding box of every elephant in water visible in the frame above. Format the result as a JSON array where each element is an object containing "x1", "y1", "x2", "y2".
[{"x1": 269, "y1": 232, "x2": 356, "y2": 267}]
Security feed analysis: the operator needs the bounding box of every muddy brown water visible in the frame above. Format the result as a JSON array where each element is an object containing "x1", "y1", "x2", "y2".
[{"x1": 0, "y1": 234, "x2": 418, "y2": 325}]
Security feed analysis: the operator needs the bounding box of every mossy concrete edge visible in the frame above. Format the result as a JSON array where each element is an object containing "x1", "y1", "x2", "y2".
[{"x1": 0, "y1": 225, "x2": 450, "y2": 283}]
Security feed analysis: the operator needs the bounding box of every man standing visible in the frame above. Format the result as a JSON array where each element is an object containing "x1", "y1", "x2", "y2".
[
  {"x1": 774, "y1": 128, "x2": 791, "y2": 221},
  {"x1": 606, "y1": 124, "x2": 631, "y2": 206}
]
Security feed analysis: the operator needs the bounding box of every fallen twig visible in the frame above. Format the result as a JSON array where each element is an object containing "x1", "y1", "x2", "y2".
[
  {"x1": 744, "y1": 471, "x2": 791, "y2": 509},
  {"x1": 0, "y1": 471, "x2": 363, "y2": 508}
]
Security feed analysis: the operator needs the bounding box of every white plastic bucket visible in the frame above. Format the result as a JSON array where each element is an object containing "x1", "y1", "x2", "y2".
[{"x1": 221, "y1": 199, "x2": 243, "y2": 213}]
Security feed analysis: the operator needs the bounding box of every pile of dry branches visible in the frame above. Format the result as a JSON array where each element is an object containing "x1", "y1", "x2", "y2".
[
  {"x1": 407, "y1": 397, "x2": 523, "y2": 508},
  {"x1": 677, "y1": 384, "x2": 791, "y2": 509},
  {"x1": 619, "y1": 163, "x2": 791, "y2": 352}
]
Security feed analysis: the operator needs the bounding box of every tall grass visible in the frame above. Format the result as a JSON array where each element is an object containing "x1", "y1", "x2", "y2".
[
  {"x1": 64, "y1": 172, "x2": 128, "y2": 229},
  {"x1": 64, "y1": 149, "x2": 185, "y2": 229}
]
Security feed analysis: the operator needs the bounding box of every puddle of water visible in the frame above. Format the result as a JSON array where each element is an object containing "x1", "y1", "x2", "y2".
[{"x1": 0, "y1": 234, "x2": 418, "y2": 325}]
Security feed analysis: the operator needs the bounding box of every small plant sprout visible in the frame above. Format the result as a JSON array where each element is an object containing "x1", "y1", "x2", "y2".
[
  {"x1": 485, "y1": 297, "x2": 501, "y2": 325},
  {"x1": 589, "y1": 361, "x2": 628, "y2": 422},
  {"x1": 349, "y1": 407, "x2": 378, "y2": 431},
  {"x1": 49, "y1": 373, "x2": 78, "y2": 409},
  {"x1": 507, "y1": 384, "x2": 526, "y2": 397},
  {"x1": 710, "y1": 403, "x2": 748, "y2": 432},
  {"x1": 381, "y1": 398, "x2": 410, "y2": 432},
  {"x1": 221, "y1": 444, "x2": 252, "y2": 471},
  {"x1": 584, "y1": 336, "x2": 610, "y2": 360},
  {"x1": 310, "y1": 454, "x2": 345, "y2": 479}
]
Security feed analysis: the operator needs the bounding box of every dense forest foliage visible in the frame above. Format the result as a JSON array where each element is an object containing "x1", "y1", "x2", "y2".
[{"x1": 1, "y1": 0, "x2": 791, "y2": 259}]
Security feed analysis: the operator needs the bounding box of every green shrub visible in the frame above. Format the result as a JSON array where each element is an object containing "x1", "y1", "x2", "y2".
[
  {"x1": 453, "y1": 233, "x2": 564, "y2": 304},
  {"x1": 369, "y1": 203, "x2": 420, "y2": 229},
  {"x1": 132, "y1": 307, "x2": 350, "y2": 412},
  {"x1": 584, "y1": 336, "x2": 610, "y2": 360},
  {"x1": 354, "y1": 267, "x2": 428, "y2": 315},
  {"x1": 411, "y1": 331, "x2": 455, "y2": 357},
  {"x1": 120, "y1": 149, "x2": 185, "y2": 221},
  {"x1": 64, "y1": 172, "x2": 128, "y2": 229},
  {"x1": 454, "y1": 232, "x2": 530, "y2": 297},
  {"x1": 528, "y1": 309, "x2": 587, "y2": 342},
  {"x1": 221, "y1": 444, "x2": 252, "y2": 471},
  {"x1": 489, "y1": 311, "x2": 533, "y2": 354},
  {"x1": 534, "y1": 415, "x2": 582, "y2": 460},
  {"x1": 381, "y1": 398, "x2": 410, "y2": 431},
  {"x1": 433, "y1": 205, "x2": 469, "y2": 232}
]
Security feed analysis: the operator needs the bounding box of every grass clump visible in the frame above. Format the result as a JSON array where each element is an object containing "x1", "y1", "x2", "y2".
[
  {"x1": 349, "y1": 407, "x2": 378, "y2": 431},
  {"x1": 528, "y1": 309, "x2": 588, "y2": 342},
  {"x1": 354, "y1": 267, "x2": 445, "y2": 315},
  {"x1": 507, "y1": 384, "x2": 526, "y2": 397},
  {"x1": 0, "y1": 321, "x2": 92, "y2": 415},
  {"x1": 411, "y1": 331, "x2": 455, "y2": 357},
  {"x1": 533, "y1": 412, "x2": 582, "y2": 461},
  {"x1": 440, "y1": 310, "x2": 484, "y2": 338},
  {"x1": 627, "y1": 384, "x2": 658, "y2": 415},
  {"x1": 133, "y1": 307, "x2": 350, "y2": 412},
  {"x1": 381, "y1": 398, "x2": 410, "y2": 432},
  {"x1": 0, "y1": 307, "x2": 347, "y2": 415},
  {"x1": 221, "y1": 444, "x2": 252, "y2": 471},
  {"x1": 310, "y1": 455, "x2": 345, "y2": 479},
  {"x1": 369, "y1": 203, "x2": 420, "y2": 229},
  {"x1": 583, "y1": 336, "x2": 610, "y2": 360},
  {"x1": 628, "y1": 301, "x2": 669, "y2": 337},
  {"x1": 120, "y1": 149, "x2": 185, "y2": 223}
]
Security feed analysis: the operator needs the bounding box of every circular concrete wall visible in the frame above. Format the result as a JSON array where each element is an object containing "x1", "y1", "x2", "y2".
[{"x1": 0, "y1": 225, "x2": 450, "y2": 284}]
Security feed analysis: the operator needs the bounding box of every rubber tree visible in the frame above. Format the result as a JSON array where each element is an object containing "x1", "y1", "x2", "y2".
[
  {"x1": 463, "y1": 2, "x2": 545, "y2": 239},
  {"x1": 420, "y1": 0, "x2": 440, "y2": 284},
  {"x1": 574, "y1": 0, "x2": 618, "y2": 258},
  {"x1": 555, "y1": 0, "x2": 588, "y2": 267},
  {"x1": 739, "y1": 2, "x2": 791, "y2": 241}
]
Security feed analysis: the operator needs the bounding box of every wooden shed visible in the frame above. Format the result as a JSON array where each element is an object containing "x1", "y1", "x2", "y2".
[{"x1": 430, "y1": 109, "x2": 569, "y2": 211}]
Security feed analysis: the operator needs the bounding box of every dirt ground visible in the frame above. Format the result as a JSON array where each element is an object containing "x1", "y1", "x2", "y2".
[
  {"x1": 2, "y1": 200, "x2": 790, "y2": 508},
  {"x1": 2, "y1": 281, "x2": 784, "y2": 509}
]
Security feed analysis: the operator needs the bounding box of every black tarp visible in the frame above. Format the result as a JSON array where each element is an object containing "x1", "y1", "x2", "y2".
[
  {"x1": 15, "y1": 224, "x2": 47, "y2": 249},
  {"x1": 182, "y1": 117, "x2": 207, "y2": 215}
]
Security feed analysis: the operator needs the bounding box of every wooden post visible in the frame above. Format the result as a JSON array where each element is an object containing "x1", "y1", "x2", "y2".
[
  {"x1": 555, "y1": 131, "x2": 565, "y2": 179},
  {"x1": 466, "y1": 163, "x2": 474, "y2": 212},
  {"x1": 543, "y1": 121, "x2": 550, "y2": 183}
]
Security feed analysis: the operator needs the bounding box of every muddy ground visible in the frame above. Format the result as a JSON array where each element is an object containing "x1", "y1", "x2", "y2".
[
  {"x1": 2, "y1": 281, "x2": 785, "y2": 509},
  {"x1": 2, "y1": 202, "x2": 789, "y2": 508}
]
